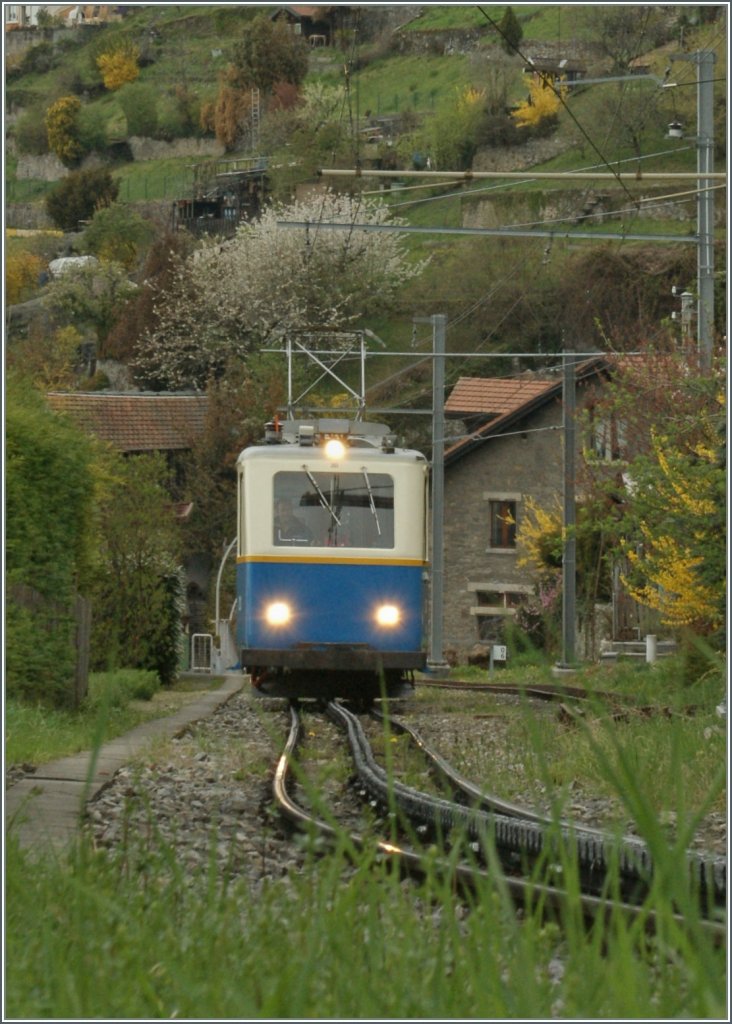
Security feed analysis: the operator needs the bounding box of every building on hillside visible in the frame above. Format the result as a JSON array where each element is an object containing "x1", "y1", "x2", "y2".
[
  {"x1": 522, "y1": 55, "x2": 587, "y2": 84},
  {"x1": 441, "y1": 361, "x2": 646, "y2": 663},
  {"x1": 46, "y1": 391, "x2": 211, "y2": 632},
  {"x1": 46, "y1": 391, "x2": 208, "y2": 458},
  {"x1": 172, "y1": 158, "x2": 270, "y2": 237},
  {"x1": 4, "y1": 4, "x2": 125, "y2": 28},
  {"x1": 270, "y1": 5, "x2": 355, "y2": 46}
]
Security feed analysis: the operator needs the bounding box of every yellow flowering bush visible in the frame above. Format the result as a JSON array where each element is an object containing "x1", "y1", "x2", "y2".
[{"x1": 97, "y1": 42, "x2": 140, "y2": 91}]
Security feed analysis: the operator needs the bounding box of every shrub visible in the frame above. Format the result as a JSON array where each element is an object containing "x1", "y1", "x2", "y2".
[
  {"x1": 45, "y1": 167, "x2": 119, "y2": 231},
  {"x1": 6, "y1": 251, "x2": 42, "y2": 305},
  {"x1": 77, "y1": 104, "x2": 109, "y2": 156},
  {"x1": 97, "y1": 41, "x2": 140, "y2": 91},
  {"x1": 83, "y1": 203, "x2": 154, "y2": 269},
  {"x1": 6, "y1": 379, "x2": 97, "y2": 706},
  {"x1": 87, "y1": 669, "x2": 160, "y2": 708},
  {"x1": 117, "y1": 82, "x2": 158, "y2": 137},
  {"x1": 14, "y1": 107, "x2": 51, "y2": 155},
  {"x1": 45, "y1": 95, "x2": 84, "y2": 166},
  {"x1": 89, "y1": 453, "x2": 184, "y2": 686}
]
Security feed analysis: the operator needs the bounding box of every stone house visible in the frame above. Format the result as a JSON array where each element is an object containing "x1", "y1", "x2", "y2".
[{"x1": 441, "y1": 359, "x2": 626, "y2": 661}]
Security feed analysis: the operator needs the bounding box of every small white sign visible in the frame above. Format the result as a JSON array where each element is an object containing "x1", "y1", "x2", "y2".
[{"x1": 492, "y1": 645, "x2": 507, "y2": 662}]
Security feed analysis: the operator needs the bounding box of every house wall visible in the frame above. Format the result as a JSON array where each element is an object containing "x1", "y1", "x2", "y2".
[{"x1": 442, "y1": 397, "x2": 564, "y2": 658}]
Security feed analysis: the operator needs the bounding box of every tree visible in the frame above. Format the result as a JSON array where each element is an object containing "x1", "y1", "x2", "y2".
[
  {"x1": 497, "y1": 6, "x2": 523, "y2": 56},
  {"x1": 182, "y1": 355, "x2": 286, "y2": 564},
  {"x1": 581, "y1": 355, "x2": 725, "y2": 650},
  {"x1": 103, "y1": 228, "x2": 195, "y2": 363},
  {"x1": 44, "y1": 260, "x2": 138, "y2": 350},
  {"x1": 132, "y1": 191, "x2": 427, "y2": 391},
  {"x1": 621, "y1": 406, "x2": 725, "y2": 641},
  {"x1": 229, "y1": 15, "x2": 309, "y2": 93},
  {"x1": 45, "y1": 167, "x2": 119, "y2": 231},
  {"x1": 118, "y1": 81, "x2": 158, "y2": 136},
  {"x1": 90, "y1": 452, "x2": 184, "y2": 685},
  {"x1": 201, "y1": 80, "x2": 253, "y2": 151},
  {"x1": 82, "y1": 203, "x2": 155, "y2": 269},
  {"x1": 424, "y1": 85, "x2": 490, "y2": 170},
  {"x1": 581, "y1": 6, "x2": 669, "y2": 72},
  {"x1": 6, "y1": 324, "x2": 83, "y2": 392},
  {"x1": 45, "y1": 95, "x2": 84, "y2": 166},
  {"x1": 97, "y1": 40, "x2": 140, "y2": 91}
]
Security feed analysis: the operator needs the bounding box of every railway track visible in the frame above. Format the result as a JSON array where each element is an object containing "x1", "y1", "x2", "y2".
[{"x1": 274, "y1": 698, "x2": 726, "y2": 941}]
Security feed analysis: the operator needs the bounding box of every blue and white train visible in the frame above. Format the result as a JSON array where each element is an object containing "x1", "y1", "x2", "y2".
[{"x1": 236, "y1": 418, "x2": 428, "y2": 698}]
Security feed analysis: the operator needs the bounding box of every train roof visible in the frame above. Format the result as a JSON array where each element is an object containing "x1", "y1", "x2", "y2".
[{"x1": 237, "y1": 418, "x2": 427, "y2": 463}]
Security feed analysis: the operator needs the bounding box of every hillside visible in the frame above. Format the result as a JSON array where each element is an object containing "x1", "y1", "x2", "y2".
[{"x1": 5, "y1": 2, "x2": 726, "y2": 408}]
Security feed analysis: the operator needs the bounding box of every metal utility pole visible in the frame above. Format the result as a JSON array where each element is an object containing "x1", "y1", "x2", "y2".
[
  {"x1": 672, "y1": 50, "x2": 716, "y2": 369},
  {"x1": 559, "y1": 352, "x2": 577, "y2": 670},
  {"x1": 415, "y1": 313, "x2": 450, "y2": 673}
]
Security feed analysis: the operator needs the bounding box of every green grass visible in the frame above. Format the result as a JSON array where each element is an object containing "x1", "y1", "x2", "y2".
[
  {"x1": 6, "y1": 672, "x2": 727, "y2": 1018},
  {"x1": 113, "y1": 154, "x2": 197, "y2": 202},
  {"x1": 5, "y1": 670, "x2": 218, "y2": 766},
  {"x1": 414, "y1": 655, "x2": 727, "y2": 821}
]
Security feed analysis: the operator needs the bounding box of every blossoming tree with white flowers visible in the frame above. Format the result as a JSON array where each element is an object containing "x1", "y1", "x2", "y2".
[{"x1": 132, "y1": 191, "x2": 425, "y2": 391}]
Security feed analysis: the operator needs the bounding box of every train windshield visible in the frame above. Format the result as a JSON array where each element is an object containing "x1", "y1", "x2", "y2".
[{"x1": 273, "y1": 471, "x2": 394, "y2": 548}]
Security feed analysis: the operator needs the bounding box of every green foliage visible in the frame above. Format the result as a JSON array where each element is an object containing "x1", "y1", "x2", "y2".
[
  {"x1": 87, "y1": 669, "x2": 161, "y2": 708},
  {"x1": 13, "y1": 106, "x2": 51, "y2": 155},
  {"x1": 43, "y1": 259, "x2": 137, "y2": 349},
  {"x1": 77, "y1": 102, "x2": 109, "y2": 155},
  {"x1": 419, "y1": 85, "x2": 491, "y2": 170},
  {"x1": 44, "y1": 94, "x2": 84, "y2": 166},
  {"x1": 5, "y1": 250, "x2": 42, "y2": 305},
  {"x1": 5, "y1": 379, "x2": 97, "y2": 705},
  {"x1": 117, "y1": 81, "x2": 159, "y2": 136},
  {"x1": 82, "y1": 203, "x2": 155, "y2": 269},
  {"x1": 45, "y1": 167, "x2": 119, "y2": 231},
  {"x1": 229, "y1": 14, "x2": 309, "y2": 93},
  {"x1": 497, "y1": 6, "x2": 524, "y2": 55},
  {"x1": 89, "y1": 453, "x2": 183, "y2": 686},
  {"x1": 610, "y1": 361, "x2": 725, "y2": 643}
]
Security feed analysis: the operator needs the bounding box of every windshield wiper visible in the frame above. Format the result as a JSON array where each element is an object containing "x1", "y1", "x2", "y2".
[
  {"x1": 303, "y1": 468, "x2": 341, "y2": 526},
  {"x1": 361, "y1": 469, "x2": 382, "y2": 536}
]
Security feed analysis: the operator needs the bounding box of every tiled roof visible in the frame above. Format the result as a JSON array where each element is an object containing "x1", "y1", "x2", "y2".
[
  {"x1": 445, "y1": 376, "x2": 556, "y2": 418},
  {"x1": 444, "y1": 359, "x2": 608, "y2": 466},
  {"x1": 46, "y1": 392, "x2": 208, "y2": 453}
]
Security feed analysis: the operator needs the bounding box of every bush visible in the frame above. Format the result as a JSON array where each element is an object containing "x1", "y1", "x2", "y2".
[
  {"x1": 87, "y1": 669, "x2": 160, "y2": 708},
  {"x1": 45, "y1": 95, "x2": 84, "y2": 166},
  {"x1": 6, "y1": 379, "x2": 97, "y2": 706},
  {"x1": 45, "y1": 167, "x2": 119, "y2": 231},
  {"x1": 118, "y1": 82, "x2": 158, "y2": 137},
  {"x1": 96, "y1": 41, "x2": 140, "y2": 91},
  {"x1": 6, "y1": 250, "x2": 42, "y2": 305},
  {"x1": 82, "y1": 203, "x2": 154, "y2": 269},
  {"x1": 14, "y1": 107, "x2": 51, "y2": 156},
  {"x1": 89, "y1": 453, "x2": 184, "y2": 686}
]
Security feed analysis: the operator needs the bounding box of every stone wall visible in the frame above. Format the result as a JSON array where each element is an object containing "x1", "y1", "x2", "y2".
[
  {"x1": 128, "y1": 136, "x2": 225, "y2": 162},
  {"x1": 442, "y1": 397, "x2": 565, "y2": 657}
]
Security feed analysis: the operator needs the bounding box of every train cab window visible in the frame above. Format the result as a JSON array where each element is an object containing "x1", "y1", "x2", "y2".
[{"x1": 273, "y1": 471, "x2": 394, "y2": 548}]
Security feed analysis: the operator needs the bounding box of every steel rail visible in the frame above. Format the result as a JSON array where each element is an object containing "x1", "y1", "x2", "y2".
[{"x1": 271, "y1": 699, "x2": 726, "y2": 942}]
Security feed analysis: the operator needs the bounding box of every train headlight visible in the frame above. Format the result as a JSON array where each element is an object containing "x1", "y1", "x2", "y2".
[
  {"x1": 324, "y1": 438, "x2": 346, "y2": 462},
  {"x1": 265, "y1": 601, "x2": 292, "y2": 626},
  {"x1": 375, "y1": 603, "x2": 401, "y2": 628}
]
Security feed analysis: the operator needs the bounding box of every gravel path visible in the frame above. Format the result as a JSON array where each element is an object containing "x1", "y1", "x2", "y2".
[{"x1": 7, "y1": 688, "x2": 726, "y2": 892}]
